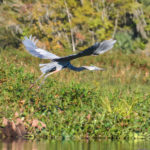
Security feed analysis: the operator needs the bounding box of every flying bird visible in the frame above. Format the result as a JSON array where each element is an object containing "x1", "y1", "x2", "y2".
[{"x1": 22, "y1": 36, "x2": 116, "y2": 85}]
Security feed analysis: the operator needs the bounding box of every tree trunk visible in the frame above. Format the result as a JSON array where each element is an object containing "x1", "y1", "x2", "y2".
[
  {"x1": 64, "y1": 0, "x2": 76, "y2": 52},
  {"x1": 101, "y1": 0, "x2": 107, "y2": 21},
  {"x1": 133, "y1": 8, "x2": 148, "y2": 40},
  {"x1": 80, "y1": 0, "x2": 84, "y2": 6},
  {"x1": 112, "y1": 12, "x2": 119, "y2": 39}
]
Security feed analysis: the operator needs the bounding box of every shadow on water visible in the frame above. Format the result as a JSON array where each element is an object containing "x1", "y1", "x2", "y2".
[{"x1": 0, "y1": 138, "x2": 149, "y2": 150}]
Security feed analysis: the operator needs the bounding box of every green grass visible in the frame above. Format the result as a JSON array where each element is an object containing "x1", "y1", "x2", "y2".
[{"x1": 0, "y1": 48, "x2": 150, "y2": 139}]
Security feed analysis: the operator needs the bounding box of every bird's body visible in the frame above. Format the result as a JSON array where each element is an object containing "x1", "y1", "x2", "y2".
[
  {"x1": 22, "y1": 35, "x2": 116, "y2": 85},
  {"x1": 39, "y1": 61, "x2": 68, "y2": 74}
]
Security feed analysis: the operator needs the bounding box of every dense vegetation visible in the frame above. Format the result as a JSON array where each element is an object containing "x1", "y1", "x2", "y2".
[
  {"x1": 0, "y1": 0, "x2": 150, "y2": 52},
  {"x1": 1, "y1": 49, "x2": 150, "y2": 139},
  {"x1": 0, "y1": 0, "x2": 150, "y2": 139}
]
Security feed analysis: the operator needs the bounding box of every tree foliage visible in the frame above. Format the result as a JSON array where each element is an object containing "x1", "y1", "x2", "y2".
[{"x1": 0, "y1": 0, "x2": 149, "y2": 52}]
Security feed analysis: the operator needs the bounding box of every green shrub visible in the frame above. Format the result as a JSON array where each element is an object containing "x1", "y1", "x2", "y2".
[
  {"x1": 1, "y1": 49, "x2": 150, "y2": 139},
  {"x1": 115, "y1": 31, "x2": 134, "y2": 53}
]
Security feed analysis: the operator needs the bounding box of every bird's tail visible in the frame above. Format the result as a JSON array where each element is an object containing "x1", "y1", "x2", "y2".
[
  {"x1": 39, "y1": 63, "x2": 56, "y2": 74},
  {"x1": 39, "y1": 63, "x2": 49, "y2": 74},
  {"x1": 39, "y1": 63, "x2": 47, "y2": 67},
  {"x1": 94, "y1": 39, "x2": 116, "y2": 55}
]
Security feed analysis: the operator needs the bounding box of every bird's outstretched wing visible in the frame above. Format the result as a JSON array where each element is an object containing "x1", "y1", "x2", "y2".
[
  {"x1": 68, "y1": 63, "x2": 104, "y2": 72},
  {"x1": 54, "y1": 39, "x2": 116, "y2": 62},
  {"x1": 22, "y1": 36, "x2": 59, "y2": 60}
]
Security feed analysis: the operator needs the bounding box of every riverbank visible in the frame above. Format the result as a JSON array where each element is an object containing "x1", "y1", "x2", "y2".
[{"x1": 0, "y1": 48, "x2": 150, "y2": 139}]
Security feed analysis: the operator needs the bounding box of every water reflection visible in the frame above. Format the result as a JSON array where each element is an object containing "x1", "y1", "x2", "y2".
[{"x1": 0, "y1": 138, "x2": 149, "y2": 150}]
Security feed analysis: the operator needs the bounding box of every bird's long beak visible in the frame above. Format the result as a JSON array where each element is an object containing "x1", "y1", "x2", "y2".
[{"x1": 99, "y1": 68, "x2": 105, "y2": 71}]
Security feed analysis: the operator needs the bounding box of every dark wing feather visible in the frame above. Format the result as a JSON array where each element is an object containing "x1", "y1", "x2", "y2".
[
  {"x1": 53, "y1": 43, "x2": 99, "y2": 62},
  {"x1": 53, "y1": 39, "x2": 116, "y2": 62}
]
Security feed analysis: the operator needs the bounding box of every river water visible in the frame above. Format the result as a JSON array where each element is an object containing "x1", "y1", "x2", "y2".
[{"x1": 0, "y1": 139, "x2": 149, "y2": 150}]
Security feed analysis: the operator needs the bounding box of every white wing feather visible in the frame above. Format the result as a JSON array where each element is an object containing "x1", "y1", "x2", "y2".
[
  {"x1": 94, "y1": 39, "x2": 116, "y2": 55},
  {"x1": 22, "y1": 36, "x2": 59, "y2": 60}
]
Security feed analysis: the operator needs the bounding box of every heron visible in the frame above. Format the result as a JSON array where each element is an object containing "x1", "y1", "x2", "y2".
[{"x1": 22, "y1": 36, "x2": 116, "y2": 85}]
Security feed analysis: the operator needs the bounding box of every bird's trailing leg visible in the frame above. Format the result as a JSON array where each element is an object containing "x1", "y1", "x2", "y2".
[
  {"x1": 29, "y1": 73, "x2": 45, "y2": 89},
  {"x1": 35, "y1": 73, "x2": 45, "y2": 83},
  {"x1": 39, "y1": 70, "x2": 59, "y2": 87}
]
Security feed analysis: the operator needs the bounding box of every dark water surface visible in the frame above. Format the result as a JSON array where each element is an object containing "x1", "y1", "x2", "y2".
[{"x1": 0, "y1": 139, "x2": 149, "y2": 150}]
